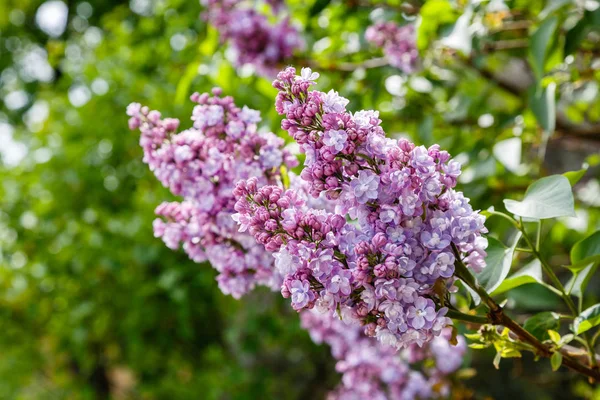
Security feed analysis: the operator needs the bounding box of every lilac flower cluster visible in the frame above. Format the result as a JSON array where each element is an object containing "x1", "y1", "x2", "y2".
[
  {"x1": 365, "y1": 21, "x2": 418, "y2": 74},
  {"x1": 129, "y1": 86, "x2": 469, "y2": 397},
  {"x1": 126, "y1": 88, "x2": 297, "y2": 298},
  {"x1": 301, "y1": 310, "x2": 466, "y2": 400},
  {"x1": 203, "y1": 0, "x2": 303, "y2": 76},
  {"x1": 233, "y1": 67, "x2": 488, "y2": 349}
]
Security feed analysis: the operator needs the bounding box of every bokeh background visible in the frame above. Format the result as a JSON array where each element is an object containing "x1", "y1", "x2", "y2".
[{"x1": 1, "y1": 0, "x2": 599, "y2": 398}]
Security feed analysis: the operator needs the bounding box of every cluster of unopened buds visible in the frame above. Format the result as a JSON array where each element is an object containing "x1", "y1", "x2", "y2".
[
  {"x1": 365, "y1": 21, "x2": 419, "y2": 73},
  {"x1": 202, "y1": 0, "x2": 303, "y2": 76},
  {"x1": 233, "y1": 67, "x2": 488, "y2": 349},
  {"x1": 301, "y1": 310, "x2": 466, "y2": 400},
  {"x1": 126, "y1": 88, "x2": 297, "y2": 298}
]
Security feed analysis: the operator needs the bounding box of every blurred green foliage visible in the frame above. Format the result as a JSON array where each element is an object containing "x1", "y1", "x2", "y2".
[{"x1": 0, "y1": 0, "x2": 599, "y2": 398}]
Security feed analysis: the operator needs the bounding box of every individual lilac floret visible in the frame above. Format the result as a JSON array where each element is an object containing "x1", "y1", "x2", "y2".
[
  {"x1": 350, "y1": 170, "x2": 380, "y2": 204},
  {"x1": 233, "y1": 67, "x2": 488, "y2": 349},
  {"x1": 127, "y1": 88, "x2": 297, "y2": 298},
  {"x1": 202, "y1": 0, "x2": 304, "y2": 77},
  {"x1": 323, "y1": 129, "x2": 348, "y2": 154},
  {"x1": 365, "y1": 21, "x2": 419, "y2": 74}
]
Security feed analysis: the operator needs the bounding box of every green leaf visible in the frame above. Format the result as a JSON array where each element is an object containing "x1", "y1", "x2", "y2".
[
  {"x1": 500, "y1": 348, "x2": 522, "y2": 358},
  {"x1": 417, "y1": 0, "x2": 457, "y2": 51},
  {"x1": 528, "y1": 82, "x2": 556, "y2": 134},
  {"x1": 547, "y1": 329, "x2": 561, "y2": 344},
  {"x1": 563, "y1": 168, "x2": 588, "y2": 186},
  {"x1": 523, "y1": 312, "x2": 560, "y2": 341},
  {"x1": 491, "y1": 259, "x2": 544, "y2": 296},
  {"x1": 309, "y1": 0, "x2": 331, "y2": 17},
  {"x1": 503, "y1": 175, "x2": 575, "y2": 219},
  {"x1": 571, "y1": 231, "x2": 600, "y2": 265},
  {"x1": 566, "y1": 262, "x2": 598, "y2": 298},
  {"x1": 509, "y1": 284, "x2": 562, "y2": 310},
  {"x1": 476, "y1": 233, "x2": 522, "y2": 293},
  {"x1": 529, "y1": 16, "x2": 558, "y2": 82},
  {"x1": 551, "y1": 351, "x2": 563, "y2": 371},
  {"x1": 572, "y1": 304, "x2": 600, "y2": 335}
]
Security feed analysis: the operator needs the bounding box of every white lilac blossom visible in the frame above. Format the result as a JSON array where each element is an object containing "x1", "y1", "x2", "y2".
[
  {"x1": 232, "y1": 67, "x2": 488, "y2": 349},
  {"x1": 365, "y1": 21, "x2": 419, "y2": 74},
  {"x1": 127, "y1": 88, "x2": 297, "y2": 298},
  {"x1": 301, "y1": 310, "x2": 466, "y2": 400},
  {"x1": 202, "y1": 0, "x2": 304, "y2": 77}
]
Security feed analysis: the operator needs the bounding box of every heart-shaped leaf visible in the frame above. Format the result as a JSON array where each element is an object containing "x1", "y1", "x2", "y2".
[{"x1": 504, "y1": 175, "x2": 575, "y2": 219}]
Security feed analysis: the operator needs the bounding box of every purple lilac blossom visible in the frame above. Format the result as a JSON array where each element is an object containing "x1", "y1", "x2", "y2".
[
  {"x1": 232, "y1": 67, "x2": 488, "y2": 349},
  {"x1": 127, "y1": 88, "x2": 298, "y2": 298},
  {"x1": 301, "y1": 310, "x2": 466, "y2": 400},
  {"x1": 365, "y1": 21, "x2": 418, "y2": 74},
  {"x1": 202, "y1": 0, "x2": 304, "y2": 77}
]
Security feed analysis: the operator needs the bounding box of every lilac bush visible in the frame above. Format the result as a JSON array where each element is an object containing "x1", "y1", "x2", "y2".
[{"x1": 233, "y1": 67, "x2": 488, "y2": 349}]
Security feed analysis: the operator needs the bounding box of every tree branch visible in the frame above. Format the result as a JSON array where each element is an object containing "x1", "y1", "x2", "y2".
[{"x1": 451, "y1": 244, "x2": 600, "y2": 381}]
